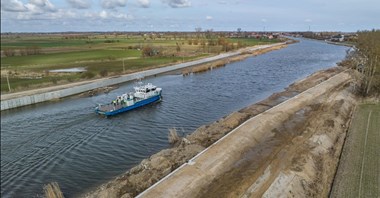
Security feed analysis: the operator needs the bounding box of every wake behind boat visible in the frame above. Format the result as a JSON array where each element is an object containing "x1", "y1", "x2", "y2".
[{"x1": 95, "y1": 83, "x2": 162, "y2": 116}]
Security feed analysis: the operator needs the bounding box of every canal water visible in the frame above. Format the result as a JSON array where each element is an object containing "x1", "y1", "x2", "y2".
[{"x1": 0, "y1": 39, "x2": 349, "y2": 197}]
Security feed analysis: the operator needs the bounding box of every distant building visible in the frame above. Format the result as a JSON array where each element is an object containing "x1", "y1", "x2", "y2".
[{"x1": 331, "y1": 34, "x2": 345, "y2": 42}]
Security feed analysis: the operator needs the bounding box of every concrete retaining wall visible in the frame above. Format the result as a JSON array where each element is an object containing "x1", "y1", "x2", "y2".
[
  {"x1": 136, "y1": 71, "x2": 352, "y2": 197},
  {"x1": 1, "y1": 43, "x2": 285, "y2": 111}
]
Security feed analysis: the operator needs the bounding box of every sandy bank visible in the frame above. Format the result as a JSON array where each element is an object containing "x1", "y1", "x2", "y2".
[{"x1": 83, "y1": 66, "x2": 349, "y2": 198}]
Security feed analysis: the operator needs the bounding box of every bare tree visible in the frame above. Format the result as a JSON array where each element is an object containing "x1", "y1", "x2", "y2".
[
  {"x1": 237, "y1": 28, "x2": 242, "y2": 37},
  {"x1": 195, "y1": 27, "x2": 202, "y2": 39},
  {"x1": 176, "y1": 42, "x2": 181, "y2": 53},
  {"x1": 3, "y1": 48, "x2": 15, "y2": 57},
  {"x1": 355, "y1": 30, "x2": 380, "y2": 95}
]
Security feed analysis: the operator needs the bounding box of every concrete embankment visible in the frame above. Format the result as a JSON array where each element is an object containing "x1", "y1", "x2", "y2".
[
  {"x1": 136, "y1": 71, "x2": 353, "y2": 198},
  {"x1": 82, "y1": 67, "x2": 352, "y2": 198},
  {"x1": 0, "y1": 43, "x2": 285, "y2": 111}
]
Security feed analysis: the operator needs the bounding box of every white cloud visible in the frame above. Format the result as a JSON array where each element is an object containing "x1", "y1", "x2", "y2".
[
  {"x1": 162, "y1": 0, "x2": 191, "y2": 8},
  {"x1": 261, "y1": 18, "x2": 267, "y2": 22},
  {"x1": 112, "y1": 12, "x2": 134, "y2": 19},
  {"x1": 15, "y1": 8, "x2": 73, "y2": 20},
  {"x1": 66, "y1": 0, "x2": 91, "y2": 9},
  {"x1": 101, "y1": 0, "x2": 128, "y2": 9},
  {"x1": 169, "y1": 24, "x2": 179, "y2": 28},
  {"x1": 24, "y1": 3, "x2": 46, "y2": 14},
  {"x1": 99, "y1": 10, "x2": 108, "y2": 18},
  {"x1": 1, "y1": 0, "x2": 28, "y2": 12},
  {"x1": 206, "y1": 16, "x2": 212, "y2": 20},
  {"x1": 3, "y1": 0, "x2": 56, "y2": 19},
  {"x1": 25, "y1": 0, "x2": 57, "y2": 14},
  {"x1": 305, "y1": 19, "x2": 312, "y2": 22},
  {"x1": 137, "y1": 0, "x2": 150, "y2": 8},
  {"x1": 84, "y1": 10, "x2": 134, "y2": 20},
  {"x1": 29, "y1": 0, "x2": 46, "y2": 7},
  {"x1": 29, "y1": 0, "x2": 56, "y2": 12},
  {"x1": 47, "y1": 9, "x2": 77, "y2": 19}
]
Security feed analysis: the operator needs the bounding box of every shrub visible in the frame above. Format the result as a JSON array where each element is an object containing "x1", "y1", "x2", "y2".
[
  {"x1": 52, "y1": 78, "x2": 58, "y2": 84},
  {"x1": 81, "y1": 71, "x2": 95, "y2": 79},
  {"x1": 168, "y1": 128, "x2": 180, "y2": 144},
  {"x1": 3, "y1": 48, "x2": 15, "y2": 57},
  {"x1": 43, "y1": 182, "x2": 64, "y2": 198},
  {"x1": 99, "y1": 69, "x2": 108, "y2": 77}
]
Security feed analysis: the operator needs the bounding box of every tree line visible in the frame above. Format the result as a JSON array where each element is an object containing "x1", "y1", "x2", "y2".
[
  {"x1": 345, "y1": 30, "x2": 380, "y2": 96},
  {"x1": 3, "y1": 46, "x2": 42, "y2": 57}
]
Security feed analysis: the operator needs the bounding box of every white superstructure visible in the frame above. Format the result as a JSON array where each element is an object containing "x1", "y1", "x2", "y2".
[{"x1": 133, "y1": 83, "x2": 162, "y2": 99}]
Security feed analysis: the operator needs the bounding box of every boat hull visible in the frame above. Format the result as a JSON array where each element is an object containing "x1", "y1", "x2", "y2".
[{"x1": 95, "y1": 94, "x2": 161, "y2": 116}]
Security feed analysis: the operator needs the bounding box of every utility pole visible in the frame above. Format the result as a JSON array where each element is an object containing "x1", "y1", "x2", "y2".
[
  {"x1": 122, "y1": 58, "x2": 125, "y2": 73},
  {"x1": 6, "y1": 73, "x2": 11, "y2": 92}
]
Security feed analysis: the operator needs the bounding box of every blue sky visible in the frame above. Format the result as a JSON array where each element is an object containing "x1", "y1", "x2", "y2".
[{"x1": 1, "y1": 0, "x2": 379, "y2": 32}]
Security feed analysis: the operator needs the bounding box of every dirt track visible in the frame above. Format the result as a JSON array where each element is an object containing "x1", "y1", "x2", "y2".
[{"x1": 83, "y1": 66, "x2": 355, "y2": 198}]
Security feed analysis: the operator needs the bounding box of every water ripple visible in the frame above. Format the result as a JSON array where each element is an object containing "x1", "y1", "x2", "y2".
[{"x1": 1, "y1": 39, "x2": 349, "y2": 197}]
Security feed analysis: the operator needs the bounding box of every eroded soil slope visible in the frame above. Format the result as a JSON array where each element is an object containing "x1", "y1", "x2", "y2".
[{"x1": 218, "y1": 76, "x2": 357, "y2": 198}]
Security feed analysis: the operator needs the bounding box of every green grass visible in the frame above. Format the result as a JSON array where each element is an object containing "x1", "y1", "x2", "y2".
[
  {"x1": 1, "y1": 49, "x2": 141, "y2": 68},
  {"x1": 1, "y1": 34, "x2": 282, "y2": 93},
  {"x1": 330, "y1": 103, "x2": 380, "y2": 198},
  {"x1": 359, "y1": 104, "x2": 380, "y2": 198},
  {"x1": 1, "y1": 74, "x2": 82, "y2": 92},
  {"x1": 1, "y1": 36, "x2": 277, "y2": 49},
  {"x1": 229, "y1": 38, "x2": 280, "y2": 45},
  {"x1": 0, "y1": 54, "x2": 209, "y2": 93},
  {"x1": 62, "y1": 54, "x2": 209, "y2": 73},
  {"x1": 1, "y1": 39, "x2": 90, "y2": 48},
  {"x1": 1, "y1": 37, "x2": 181, "y2": 49}
]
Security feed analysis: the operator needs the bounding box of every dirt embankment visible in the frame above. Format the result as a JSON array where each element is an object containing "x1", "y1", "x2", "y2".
[
  {"x1": 83, "y1": 66, "x2": 348, "y2": 198},
  {"x1": 235, "y1": 75, "x2": 357, "y2": 198}
]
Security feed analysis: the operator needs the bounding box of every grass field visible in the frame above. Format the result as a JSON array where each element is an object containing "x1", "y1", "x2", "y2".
[
  {"x1": 1, "y1": 49, "x2": 141, "y2": 67},
  {"x1": 1, "y1": 33, "x2": 281, "y2": 93},
  {"x1": 330, "y1": 102, "x2": 379, "y2": 198},
  {"x1": 229, "y1": 37, "x2": 280, "y2": 45}
]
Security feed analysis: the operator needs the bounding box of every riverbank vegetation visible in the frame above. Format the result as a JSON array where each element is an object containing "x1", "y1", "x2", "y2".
[
  {"x1": 43, "y1": 182, "x2": 64, "y2": 198},
  {"x1": 181, "y1": 43, "x2": 287, "y2": 76},
  {"x1": 330, "y1": 30, "x2": 380, "y2": 198},
  {"x1": 1, "y1": 32, "x2": 281, "y2": 93},
  {"x1": 355, "y1": 30, "x2": 380, "y2": 96},
  {"x1": 340, "y1": 29, "x2": 380, "y2": 96}
]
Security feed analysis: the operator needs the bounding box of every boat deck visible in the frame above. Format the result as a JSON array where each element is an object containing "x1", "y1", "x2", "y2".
[{"x1": 97, "y1": 104, "x2": 124, "y2": 112}]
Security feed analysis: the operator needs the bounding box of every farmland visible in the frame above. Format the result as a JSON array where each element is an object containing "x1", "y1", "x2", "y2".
[
  {"x1": 330, "y1": 102, "x2": 380, "y2": 198},
  {"x1": 1, "y1": 33, "x2": 281, "y2": 93}
]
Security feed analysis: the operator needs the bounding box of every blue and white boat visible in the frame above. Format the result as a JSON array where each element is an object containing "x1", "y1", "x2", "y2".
[{"x1": 95, "y1": 83, "x2": 162, "y2": 116}]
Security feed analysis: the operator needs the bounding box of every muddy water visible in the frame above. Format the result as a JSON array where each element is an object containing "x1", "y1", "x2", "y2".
[{"x1": 0, "y1": 39, "x2": 349, "y2": 197}]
